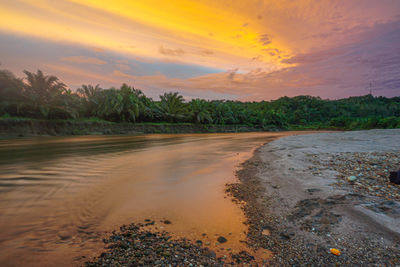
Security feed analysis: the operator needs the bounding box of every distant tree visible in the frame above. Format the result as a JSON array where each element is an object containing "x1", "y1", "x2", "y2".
[
  {"x1": 210, "y1": 101, "x2": 234, "y2": 124},
  {"x1": 119, "y1": 83, "x2": 140, "y2": 122},
  {"x1": 77, "y1": 84, "x2": 103, "y2": 117},
  {"x1": 55, "y1": 89, "x2": 81, "y2": 119},
  {"x1": 96, "y1": 88, "x2": 123, "y2": 121},
  {"x1": 77, "y1": 84, "x2": 102, "y2": 99},
  {"x1": 0, "y1": 69, "x2": 25, "y2": 115},
  {"x1": 189, "y1": 99, "x2": 212, "y2": 124},
  {"x1": 0, "y1": 70, "x2": 24, "y2": 98},
  {"x1": 1, "y1": 67, "x2": 400, "y2": 131},
  {"x1": 156, "y1": 92, "x2": 187, "y2": 122},
  {"x1": 23, "y1": 70, "x2": 67, "y2": 117},
  {"x1": 130, "y1": 88, "x2": 156, "y2": 122}
]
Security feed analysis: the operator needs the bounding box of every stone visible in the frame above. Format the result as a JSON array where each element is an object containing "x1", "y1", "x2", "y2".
[
  {"x1": 262, "y1": 229, "x2": 271, "y2": 236},
  {"x1": 217, "y1": 236, "x2": 227, "y2": 243},
  {"x1": 389, "y1": 170, "x2": 400, "y2": 184},
  {"x1": 347, "y1": 176, "x2": 357, "y2": 182}
]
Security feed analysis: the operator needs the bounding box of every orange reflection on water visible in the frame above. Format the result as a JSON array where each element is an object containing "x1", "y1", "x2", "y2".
[{"x1": 0, "y1": 132, "x2": 308, "y2": 266}]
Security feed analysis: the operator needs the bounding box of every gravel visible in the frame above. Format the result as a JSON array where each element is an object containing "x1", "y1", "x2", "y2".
[
  {"x1": 226, "y1": 129, "x2": 400, "y2": 266},
  {"x1": 309, "y1": 152, "x2": 400, "y2": 201},
  {"x1": 85, "y1": 221, "x2": 258, "y2": 266},
  {"x1": 85, "y1": 221, "x2": 226, "y2": 266}
]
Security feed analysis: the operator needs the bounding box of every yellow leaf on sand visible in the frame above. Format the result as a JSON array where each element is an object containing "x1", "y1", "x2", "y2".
[{"x1": 330, "y1": 248, "x2": 341, "y2": 256}]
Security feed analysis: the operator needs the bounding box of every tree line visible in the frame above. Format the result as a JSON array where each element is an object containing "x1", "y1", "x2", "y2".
[{"x1": 1, "y1": 69, "x2": 400, "y2": 130}]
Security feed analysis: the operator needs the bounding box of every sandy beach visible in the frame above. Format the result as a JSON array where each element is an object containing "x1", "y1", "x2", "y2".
[{"x1": 228, "y1": 129, "x2": 400, "y2": 265}]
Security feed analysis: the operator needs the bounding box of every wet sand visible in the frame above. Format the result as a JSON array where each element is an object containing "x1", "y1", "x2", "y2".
[{"x1": 229, "y1": 129, "x2": 400, "y2": 265}]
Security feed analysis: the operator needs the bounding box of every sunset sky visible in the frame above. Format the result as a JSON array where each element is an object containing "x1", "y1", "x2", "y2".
[{"x1": 0, "y1": 0, "x2": 399, "y2": 100}]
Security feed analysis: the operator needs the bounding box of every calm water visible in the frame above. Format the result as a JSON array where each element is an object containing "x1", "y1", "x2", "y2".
[{"x1": 0, "y1": 132, "x2": 292, "y2": 266}]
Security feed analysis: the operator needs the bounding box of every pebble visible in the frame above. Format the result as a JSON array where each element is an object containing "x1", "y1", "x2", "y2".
[
  {"x1": 85, "y1": 222, "x2": 226, "y2": 266},
  {"x1": 348, "y1": 176, "x2": 357, "y2": 182},
  {"x1": 226, "y1": 149, "x2": 400, "y2": 266},
  {"x1": 309, "y1": 152, "x2": 400, "y2": 201},
  {"x1": 217, "y1": 236, "x2": 227, "y2": 243}
]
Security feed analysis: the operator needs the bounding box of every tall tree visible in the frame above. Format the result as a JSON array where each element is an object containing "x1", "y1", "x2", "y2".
[
  {"x1": 96, "y1": 88, "x2": 123, "y2": 121},
  {"x1": 189, "y1": 99, "x2": 212, "y2": 124},
  {"x1": 77, "y1": 84, "x2": 102, "y2": 117},
  {"x1": 119, "y1": 84, "x2": 140, "y2": 122},
  {"x1": 23, "y1": 70, "x2": 67, "y2": 117},
  {"x1": 156, "y1": 92, "x2": 187, "y2": 122},
  {"x1": 0, "y1": 70, "x2": 25, "y2": 115}
]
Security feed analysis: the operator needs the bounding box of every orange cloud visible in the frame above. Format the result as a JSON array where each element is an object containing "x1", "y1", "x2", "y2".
[
  {"x1": 115, "y1": 64, "x2": 131, "y2": 71},
  {"x1": 0, "y1": 0, "x2": 292, "y2": 72},
  {"x1": 1, "y1": 0, "x2": 400, "y2": 100},
  {"x1": 92, "y1": 47, "x2": 106, "y2": 53},
  {"x1": 42, "y1": 63, "x2": 119, "y2": 87},
  {"x1": 199, "y1": 49, "x2": 213, "y2": 56},
  {"x1": 115, "y1": 59, "x2": 129, "y2": 64},
  {"x1": 61, "y1": 56, "x2": 107, "y2": 65},
  {"x1": 112, "y1": 70, "x2": 133, "y2": 78},
  {"x1": 159, "y1": 46, "x2": 185, "y2": 56}
]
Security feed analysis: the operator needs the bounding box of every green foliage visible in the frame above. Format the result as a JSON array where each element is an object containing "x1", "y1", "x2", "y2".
[
  {"x1": 23, "y1": 70, "x2": 69, "y2": 118},
  {"x1": 155, "y1": 92, "x2": 188, "y2": 122},
  {"x1": 77, "y1": 84, "x2": 102, "y2": 117},
  {"x1": 189, "y1": 99, "x2": 212, "y2": 124},
  {"x1": 210, "y1": 101, "x2": 234, "y2": 124},
  {"x1": 1, "y1": 68, "x2": 399, "y2": 130},
  {"x1": 119, "y1": 84, "x2": 140, "y2": 122},
  {"x1": 0, "y1": 69, "x2": 25, "y2": 115}
]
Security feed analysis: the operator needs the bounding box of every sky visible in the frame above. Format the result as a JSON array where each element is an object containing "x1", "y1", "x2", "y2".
[{"x1": 0, "y1": 0, "x2": 399, "y2": 100}]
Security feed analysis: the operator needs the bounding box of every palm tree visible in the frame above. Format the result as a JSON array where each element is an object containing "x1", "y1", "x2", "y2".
[
  {"x1": 77, "y1": 84, "x2": 102, "y2": 100},
  {"x1": 189, "y1": 99, "x2": 212, "y2": 124},
  {"x1": 210, "y1": 101, "x2": 234, "y2": 124},
  {"x1": 96, "y1": 88, "x2": 124, "y2": 121},
  {"x1": 56, "y1": 89, "x2": 81, "y2": 119},
  {"x1": 23, "y1": 70, "x2": 67, "y2": 117},
  {"x1": 119, "y1": 83, "x2": 140, "y2": 122},
  {"x1": 77, "y1": 84, "x2": 102, "y2": 116},
  {"x1": 0, "y1": 70, "x2": 25, "y2": 115},
  {"x1": 131, "y1": 87, "x2": 155, "y2": 121},
  {"x1": 156, "y1": 92, "x2": 187, "y2": 122},
  {"x1": 0, "y1": 70, "x2": 24, "y2": 98}
]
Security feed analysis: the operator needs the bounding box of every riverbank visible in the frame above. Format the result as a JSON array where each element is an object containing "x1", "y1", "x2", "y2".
[
  {"x1": 0, "y1": 118, "x2": 268, "y2": 138},
  {"x1": 2, "y1": 132, "x2": 297, "y2": 266},
  {"x1": 84, "y1": 130, "x2": 400, "y2": 266},
  {"x1": 228, "y1": 129, "x2": 400, "y2": 265}
]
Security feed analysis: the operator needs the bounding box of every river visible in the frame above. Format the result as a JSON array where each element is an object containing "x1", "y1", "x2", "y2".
[{"x1": 0, "y1": 132, "x2": 292, "y2": 266}]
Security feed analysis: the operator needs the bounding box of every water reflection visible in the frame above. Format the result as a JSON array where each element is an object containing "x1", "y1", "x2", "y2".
[{"x1": 0, "y1": 132, "x2": 289, "y2": 266}]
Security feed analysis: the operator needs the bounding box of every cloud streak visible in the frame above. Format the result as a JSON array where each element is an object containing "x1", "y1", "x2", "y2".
[
  {"x1": 0, "y1": 0, "x2": 399, "y2": 100},
  {"x1": 159, "y1": 46, "x2": 185, "y2": 56},
  {"x1": 106, "y1": 21, "x2": 400, "y2": 100},
  {"x1": 61, "y1": 56, "x2": 107, "y2": 65}
]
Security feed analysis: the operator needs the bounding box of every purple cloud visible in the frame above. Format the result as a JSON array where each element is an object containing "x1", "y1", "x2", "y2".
[{"x1": 259, "y1": 34, "x2": 272, "y2": 46}]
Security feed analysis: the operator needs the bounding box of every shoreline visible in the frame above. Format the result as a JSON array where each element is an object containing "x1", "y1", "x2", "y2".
[
  {"x1": 228, "y1": 129, "x2": 400, "y2": 265},
  {"x1": 0, "y1": 118, "x2": 274, "y2": 138},
  {"x1": 85, "y1": 129, "x2": 400, "y2": 266}
]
